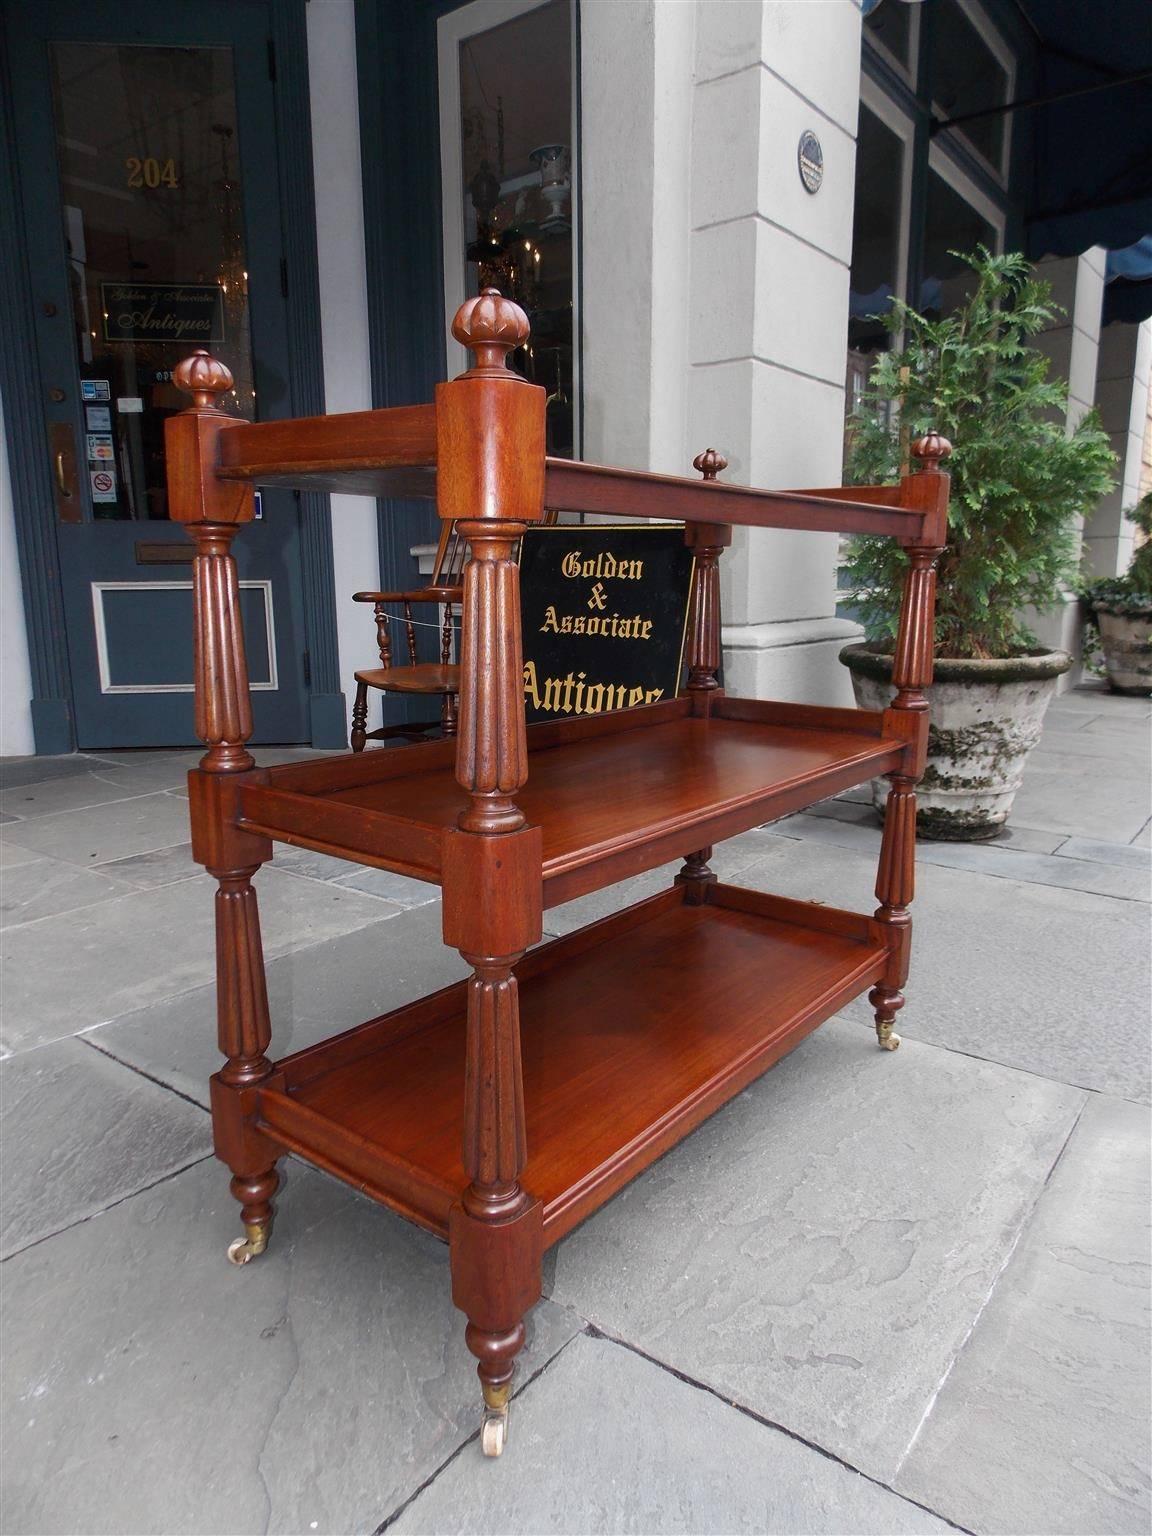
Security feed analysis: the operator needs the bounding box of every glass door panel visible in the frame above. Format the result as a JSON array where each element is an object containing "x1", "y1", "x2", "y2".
[
  {"x1": 6, "y1": 0, "x2": 311, "y2": 748},
  {"x1": 441, "y1": 0, "x2": 576, "y2": 458},
  {"x1": 49, "y1": 41, "x2": 252, "y2": 522}
]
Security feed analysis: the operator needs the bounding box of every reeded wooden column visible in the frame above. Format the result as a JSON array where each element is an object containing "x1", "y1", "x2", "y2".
[
  {"x1": 454, "y1": 519, "x2": 529, "y2": 834},
  {"x1": 168, "y1": 351, "x2": 280, "y2": 1262},
  {"x1": 437, "y1": 289, "x2": 547, "y2": 1455},
  {"x1": 872, "y1": 431, "x2": 951, "y2": 1050},
  {"x1": 677, "y1": 450, "x2": 733, "y2": 899},
  {"x1": 188, "y1": 523, "x2": 255, "y2": 774}
]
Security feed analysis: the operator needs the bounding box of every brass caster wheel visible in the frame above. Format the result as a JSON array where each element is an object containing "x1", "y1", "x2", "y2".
[
  {"x1": 226, "y1": 1222, "x2": 270, "y2": 1265},
  {"x1": 878, "y1": 1030, "x2": 901, "y2": 1052},
  {"x1": 480, "y1": 1408, "x2": 508, "y2": 1457}
]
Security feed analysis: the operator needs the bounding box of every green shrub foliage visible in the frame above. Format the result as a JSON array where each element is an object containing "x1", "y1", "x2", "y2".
[
  {"x1": 1082, "y1": 492, "x2": 1152, "y2": 618},
  {"x1": 843, "y1": 249, "x2": 1116, "y2": 659}
]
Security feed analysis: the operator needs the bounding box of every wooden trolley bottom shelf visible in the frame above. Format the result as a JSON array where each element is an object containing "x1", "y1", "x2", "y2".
[{"x1": 252, "y1": 883, "x2": 888, "y2": 1245}]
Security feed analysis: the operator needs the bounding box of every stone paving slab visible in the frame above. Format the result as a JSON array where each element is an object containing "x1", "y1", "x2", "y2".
[
  {"x1": 1057, "y1": 835, "x2": 1152, "y2": 871},
  {"x1": 770, "y1": 813, "x2": 1151, "y2": 901},
  {"x1": 0, "y1": 1036, "x2": 211, "y2": 1259},
  {"x1": 0, "y1": 1157, "x2": 581, "y2": 1536},
  {"x1": 95, "y1": 901, "x2": 468, "y2": 1108},
  {"x1": 390, "y1": 1333, "x2": 955, "y2": 1536},
  {"x1": 732, "y1": 838, "x2": 1152, "y2": 1102},
  {"x1": 0, "y1": 771, "x2": 178, "y2": 823},
  {"x1": 1064, "y1": 712, "x2": 1152, "y2": 736},
  {"x1": 1035, "y1": 720, "x2": 1151, "y2": 760},
  {"x1": 0, "y1": 755, "x2": 113, "y2": 791},
  {"x1": 547, "y1": 1018, "x2": 1085, "y2": 1486},
  {"x1": 0, "y1": 867, "x2": 403, "y2": 1054},
  {"x1": 92, "y1": 841, "x2": 202, "y2": 890},
  {"x1": 334, "y1": 866, "x2": 443, "y2": 907},
  {"x1": 0, "y1": 842, "x2": 45, "y2": 870},
  {"x1": 1009, "y1": 755, "x2": 1151, "y2": 844},
  {"x1": 0, "y1": 855, "x2": 133, "y2": 930},
  {"x1": 1047, "y1": 688, "x2": 1151, "y2": 719},
  {"x1": 896, "y1": 1095, "x2": 1152, "y2": 1536},
  {"x1": 0, "y1": 792, "x2": 199, "y2": 866},
  {"x1": 991, "y1": 823, "x2": 1074, "y2": 855}
]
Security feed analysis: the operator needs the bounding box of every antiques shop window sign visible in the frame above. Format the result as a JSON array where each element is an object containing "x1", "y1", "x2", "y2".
[
  {"x1": 100, "y1": 282, "x2": 225, "y2": 344},
  {"x1": 518, "y1": 525, "x2": 694, "y2": 723}
]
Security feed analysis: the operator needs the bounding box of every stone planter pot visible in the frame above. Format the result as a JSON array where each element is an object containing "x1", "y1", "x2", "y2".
[
  {"x1": 1096, "y1": 609, "x2": 1152, "y2": 696},
  {"x1": 839, "y1": 644, "x2": 1073, "y2": 841}
]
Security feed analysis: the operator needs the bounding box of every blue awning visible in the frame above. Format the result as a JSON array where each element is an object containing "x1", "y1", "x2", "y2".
[
  {"x1": 1016, "y1": 0, "x2": 1152, "y2": 266},
  {"x1": 1104, "y1": 237, "x2": 1152, "y2": 325}
]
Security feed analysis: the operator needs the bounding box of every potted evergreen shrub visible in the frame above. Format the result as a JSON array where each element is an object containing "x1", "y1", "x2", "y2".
[
  {"x1": 839, "y1": 249, "x2": 1116, "y2": 840},
  {"x1": 1081, "y1": 494, "x2": 1152, "y2": 695}
]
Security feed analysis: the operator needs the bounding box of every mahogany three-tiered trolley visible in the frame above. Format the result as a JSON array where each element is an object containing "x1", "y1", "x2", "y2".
[{"x1": 167, "y1": 290, "x2": 949, "y2": 1456}]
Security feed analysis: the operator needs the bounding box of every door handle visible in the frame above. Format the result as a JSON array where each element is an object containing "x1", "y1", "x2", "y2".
[{"x1": 48, "y1": 422, "x2": 81, "y2": 523}]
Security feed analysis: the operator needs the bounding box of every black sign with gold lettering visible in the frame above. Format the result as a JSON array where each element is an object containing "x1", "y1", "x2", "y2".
[
  {"x1": 518, "y1": 524, "x2": 694, "y2": 723},
  {"x1": 100, "y1": 282, "x2": 225, "y2": 345}
]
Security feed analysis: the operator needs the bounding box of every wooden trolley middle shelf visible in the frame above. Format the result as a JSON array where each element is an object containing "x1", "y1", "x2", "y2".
[
  {"x1": 232, "y1": 696, "x2": 906, "y2": 907},
  {"x1": 251, "y1": 882, "x2": 889, "y2": 1247}
]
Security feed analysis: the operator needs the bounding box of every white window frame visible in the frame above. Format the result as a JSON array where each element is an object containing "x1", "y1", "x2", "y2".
[
  {"x1": 858, "y1": 75, "x2": 915, "y2": 319},
  {"x1": 926, "y1": 138, "x2": 1008, "y2": 253},
  {"x1": 930, "y1": 0, "x2": 1016, "y2": 185},
  {"x1": 861, "y1": 0, "x2": 921, "y2": 89},
  {"x1": 436, "y1": 0, "x2": 580, "y2": 446}
]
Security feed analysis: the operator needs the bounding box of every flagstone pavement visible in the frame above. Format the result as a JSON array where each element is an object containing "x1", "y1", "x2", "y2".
[{"x1": 1, "y1": 684, "x2": 1149, "y2": 1536}]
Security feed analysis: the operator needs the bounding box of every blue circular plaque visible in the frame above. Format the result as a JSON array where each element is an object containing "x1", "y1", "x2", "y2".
[{"x1": 798, "y1": 130, "x2": 823, "y2": 194}]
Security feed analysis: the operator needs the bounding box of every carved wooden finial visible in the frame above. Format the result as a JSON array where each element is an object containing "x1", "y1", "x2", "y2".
[
  {"x1": 174, "y1": 350, "x2": 235, "y2": 411},
  {"x1": 451, "y1": 288, "x2": 530, "y2": 378},
  {"x1": 911, "y1": 431, "x2": 952, "y2": 471},
  {"x1": 693, "y1": 448, "x2": 728, "y2": 481}
]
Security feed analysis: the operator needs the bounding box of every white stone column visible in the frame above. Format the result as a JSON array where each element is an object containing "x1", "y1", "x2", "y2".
[
  {"x1": 688, "y1": 0, "x2": 864, "y2": 704},
  {"x1": 580, "y1": 0, "x2": 695, "y2": 475},
  {"x1": 1085, "y1": 318, "x2": 1152, "y2": 577},
  {"x1": 581, "y1": 0, "x2": 864, "y2": 704},
  {"x1": 306, "y1": 0, "x2": 378, "y2": 735},
  {"x1": 1025, "y1": 248, "x2": 1105, "y2": 678},
  {"x1": 694, "y1": 0, "x2": 866, "y2": 703},
  {"x1": 0, "y1": 391, "x2": 35, "y2": 756}
]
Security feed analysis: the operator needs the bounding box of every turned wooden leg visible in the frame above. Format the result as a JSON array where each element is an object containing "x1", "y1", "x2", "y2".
[
  {"x1": 211, "y1": 865, "x2": 281, "y2": 1262},
  {"x1": 675, "y1": 847, "x2": 716, "y2": 905},
  {"x1": 872, "y1": 774, "x2": 917, "y2": 1052},
  {"x1": 441, "y1": 690, "x2": 459, "y2": 739},
  {"x1": 350, "y1": 680, "x2": 369, "y2": 752},
  {"x1": 227, "y1": 1167, "x2": 280, "y2": 1263},
  {"x1": 450, "y1": 952, "x2": 542, "y2": 1457},
  {"x1": 869, "y1": 984, "x2": 905, "y2": 1052}
]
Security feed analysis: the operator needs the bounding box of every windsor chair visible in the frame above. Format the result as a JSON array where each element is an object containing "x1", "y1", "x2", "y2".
[{"x1": 349, "y1": 519, "x2": 466, "y2": 749}]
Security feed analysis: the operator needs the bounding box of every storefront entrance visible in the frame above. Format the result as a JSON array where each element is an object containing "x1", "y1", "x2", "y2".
[{"x1": 3, "y1": 0, "x2": 316, "y2": 748}]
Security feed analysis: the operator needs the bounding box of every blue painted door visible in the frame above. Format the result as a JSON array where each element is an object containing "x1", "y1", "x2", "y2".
[{"x1": 6, "y1": 0, "x2": 310, "y2": 747}]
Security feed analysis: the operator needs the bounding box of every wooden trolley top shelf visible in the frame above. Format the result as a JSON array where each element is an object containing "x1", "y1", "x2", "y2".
[
  {"x1": 212, "y1": 403, "x2": 941, "y2": 543},
  {"x1": 256, "y1": 882, "x2": 889, "y2": 1246},
  {"x1": 234, "y1": 698, "x2": 905, "y2": 907}
]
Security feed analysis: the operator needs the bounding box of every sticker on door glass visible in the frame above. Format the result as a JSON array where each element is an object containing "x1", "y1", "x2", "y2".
[
  {"x1": 90, "y1": 468, "x2": 117, "y2": 504},
  {"x1": 81, "y1": 379, "x2": 111, "y2": 402},
  {"x1": 85, "y1": 405, "x2": 112, "y2": 431},
  {"x1": 99, "y1": 281, "x2": 225, "y2": 344},
  {"x1": 86, "y1": 433, "x2": 115, "y2": 462}
]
